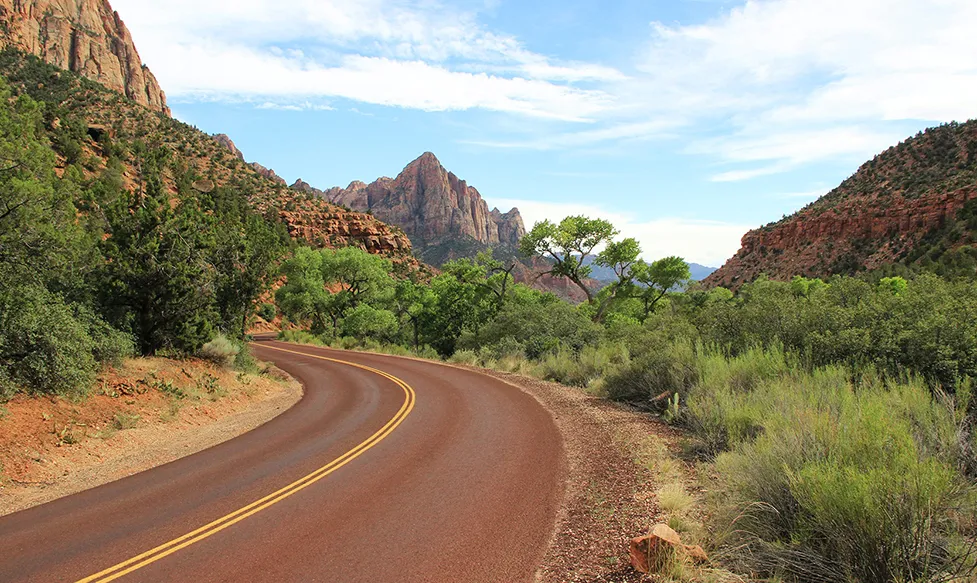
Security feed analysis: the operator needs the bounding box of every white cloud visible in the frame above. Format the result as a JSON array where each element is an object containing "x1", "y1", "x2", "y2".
[
  {"x1": 625, "y1": 0, "x2": 977, "y2": 173},
  {"x1": 492, "y1": 198, "x2": 749, "y2": 267},
  {"x1": 113, "y1": 0, "x2": 619, "y2": 121},
  {"x1": 484, "y1": 0, "x2": 977, "y2": 166},
  {"x1": 114, "y1": 0, "x2": 977, "y2": 180}
]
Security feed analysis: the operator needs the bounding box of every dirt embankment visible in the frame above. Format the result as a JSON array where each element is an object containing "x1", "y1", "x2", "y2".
[{"x1": 0, "y1": 357, "x2": 302, "y2": 516}]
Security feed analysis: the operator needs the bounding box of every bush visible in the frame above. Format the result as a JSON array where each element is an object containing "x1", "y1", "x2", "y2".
[
  {"x1": 198, "y1": 334, "x2": 240, "y2": 367},
  {"x1": 278, "y1": 330, "x2": 326, "y2": 346},
  {"x1": 233, "y1": 343, "x2": 259, "y2": 373},
  {"x1": 538, "y1": 343, "x2": 629, "y2": 388},
  {"x1": 257, "y1": 303, "x2": 277, "y2": 322},
  {"x1": 449, "y1": 350, "x2": 479, "y2": 366},
  {"x1": 604, "y1": 341, "x2": 698, "y2": 409},
  {"x1": 696, "y1": 360, "x2": 973, "y2": 583},
  {"x1": 0, "y1": 285, "x2": 101, "y2": 397}
]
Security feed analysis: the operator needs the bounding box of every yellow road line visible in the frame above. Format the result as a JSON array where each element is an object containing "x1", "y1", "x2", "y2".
[{"x1": 76, "y1": 344, "x2": 416, "y2": 583}]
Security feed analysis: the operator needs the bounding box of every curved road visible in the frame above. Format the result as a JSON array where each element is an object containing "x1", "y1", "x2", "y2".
[{"x1": 0, "y1": 340, "x2": 565, "y2": 582}]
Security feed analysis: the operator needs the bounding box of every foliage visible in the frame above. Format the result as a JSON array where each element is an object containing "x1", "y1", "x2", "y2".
[
  {"x1": 631, "y1": 256, "x2": 692, "y2": 322},
  {"x1": 198, "y1": 334, "x2": 241, "y2": 368},
  {"x1": 519, "y1": 215, "x2": 625, "y2": 308}
]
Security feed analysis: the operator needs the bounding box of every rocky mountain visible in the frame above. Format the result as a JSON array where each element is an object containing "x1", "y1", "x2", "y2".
[
  {"x1": 0, "y1": 48, "x2": 419, "y2": 270},
  {"x1": 213, "y1": 134, "x2": 244, "y2": 161},
  {"x1": 313, "y1": 152, "x2": 526, "y2": 265},
  {"x1": 0, "y1": 0, "x2": 168, "y2": 114},
  {"x1": 707, "y1": 120, "x2": 977, "y2": 289}
]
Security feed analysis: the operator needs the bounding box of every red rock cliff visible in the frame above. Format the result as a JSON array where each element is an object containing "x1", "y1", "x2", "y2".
[
  {"x1": 0, "y1": 0, "x2": 168, "y2": 114},
  {"x1": 706, "y1": 121, "x2": 977, "y2": 289},
  {"x1": 324, "y1": 152, "x2": 526, "y2": 256}
]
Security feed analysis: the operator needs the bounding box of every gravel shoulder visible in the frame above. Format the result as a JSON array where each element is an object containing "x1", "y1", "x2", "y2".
[{"x1": 0, "y1": 357, "x2": 302, "y2": 517}]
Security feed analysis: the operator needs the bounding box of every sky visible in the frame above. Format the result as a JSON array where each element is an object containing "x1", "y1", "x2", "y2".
[{"x1": 112, "y1": 0, "x2": 977, "y2": 267}]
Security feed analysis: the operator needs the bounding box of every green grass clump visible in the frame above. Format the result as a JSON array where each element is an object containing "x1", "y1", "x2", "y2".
[
  {"x1": 700, "y1": 365, "x2": 973, "y2": 583},
  {"x1": 278, "y1": 330, "x2": 327, "y2": 346},
  {"x1": 198, "y1": 334, "x2": 240, "y2": 368}
]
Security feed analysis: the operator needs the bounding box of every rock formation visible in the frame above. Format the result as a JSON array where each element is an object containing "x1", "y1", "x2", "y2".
[
  {"x1": 321, "y1": 152, "x2": 526, "y2": 262},
  {"x1": 707, "y1": 121, "x2": 977, "y2": 288},
  {"x1": 0, "y1": 0, "x2": 168, "y2": 114},
  {"x1": 250, "y1": 162, "x2": 286, "y2": 186},
  {"x1": 291, "y1": 178, "x2": 325, "y2": 199},
  {"x1": 213, "y1": 134, "x2": 244, "y2": 161}
]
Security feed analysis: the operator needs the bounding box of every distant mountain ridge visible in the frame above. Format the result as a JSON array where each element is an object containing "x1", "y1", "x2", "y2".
[
  {"x1": 707, "y1": 120, "x2": 977, "y2": 288},
  {"x1": 568, "y1": 255, "x2": 716, "y2": 283},
  {"x1": 0, "y1": 0, "x2": 168, "y2": 114},
  {"x1": 293, "y1": 153, "x2": 526, "y2": 266}
]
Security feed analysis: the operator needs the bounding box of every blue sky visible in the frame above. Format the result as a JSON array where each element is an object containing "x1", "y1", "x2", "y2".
[{"x1": 113, "y1": 0, "x2": 977, "y2": 266}]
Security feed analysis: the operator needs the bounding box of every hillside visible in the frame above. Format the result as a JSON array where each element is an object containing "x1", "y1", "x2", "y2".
[
  {"x1": 707, "y1": 120, "x2": 977, "y2": 288},
  {"x1": 296, "y1": 152, "x2": 526, "y2": 266},
  {"x1": 0, "y1": 49, "x2": 418, "y2": 269},
  {"x1": 0, "y1": 0, "x2": 168, "y2": 114}
]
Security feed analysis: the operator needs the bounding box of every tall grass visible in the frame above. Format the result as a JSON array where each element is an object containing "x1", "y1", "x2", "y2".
[{"x1": 602, "y1": 342, "x2": 976, "y2": 582}]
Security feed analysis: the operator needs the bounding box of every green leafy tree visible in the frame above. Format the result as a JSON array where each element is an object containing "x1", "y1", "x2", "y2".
[
  {"x1": 519, "y1": 216, "x2": 618, "y2": 304},
  {"x1": 97, "y1": 155, "x2": 219, "y2": 354},
  {"x1": 631, "y1": 256, "x2": 692, "y2": 322},
  {"x1": 276, "y1": 246, "x2": 395, "y2": 336},
  {"x1": 212, "y1": 213, "x2": 288, "y2": 337}
]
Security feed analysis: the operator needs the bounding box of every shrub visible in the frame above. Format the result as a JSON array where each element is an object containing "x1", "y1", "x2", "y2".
[
  {"x1": 278, "y1": 330, "x2": 326, "y2": 346},
  {"x1": 198, "y1": 334, "x2": 240, "y2": 367},
  {"x1": 257, "y1": 303, "x2": 277, "y2": 322},
  {"x1": 703, "y1": 365, "x2": 973, "y2": 583},
  {"x1": 0, "y1": 285, "x2": 100, "y2": 397},
  {"x1": 448, "y1": 350, "x2": 479, "y2": 366},
  {"x1": 604, "y1": 341, "x2": 698, "y2": 409}
]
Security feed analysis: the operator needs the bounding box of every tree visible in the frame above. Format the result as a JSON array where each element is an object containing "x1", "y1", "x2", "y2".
[
  {"x1": 520, "y1": 215, "x2": 643, "y2": 322},
  {"x1": 631, "y1": 257, "x2": 691, "y2": 322},
  {"x1": 98, "y1": 190, "x2": 219, "y2": 354},
  {"x1": 276, "y1": 247, "x2": 395, "y2": 336},
  {"x1": 593, "y1": 237, "x2": 642, "y2": 322},
  {"x1": 474, "y1": 250, "x2": 516, "y2": 308},
  {"x1": 212, "y1": 213, "x2": 288, "y2": 337},
  {"x1": 519, "y1": 216, "x2": 618, "y2": 304}
]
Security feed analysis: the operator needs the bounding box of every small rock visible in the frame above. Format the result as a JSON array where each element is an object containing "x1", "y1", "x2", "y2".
[{"x1": 629, "y1": 524, "x2": 708, "y2": 574}]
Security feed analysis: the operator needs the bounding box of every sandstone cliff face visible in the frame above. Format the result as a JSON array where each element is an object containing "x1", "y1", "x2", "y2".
[
  {"x1": 278, "y1": 207, "x2": 414, "y2": 259},
  {"x1": 323, "y1": 152, "x2": 526, "y2": 262},
  {"x1": 706, "y1": 121, "x2": 977, "y2": 288},
  {"x1": 0, "y1": 0, "x2": 168, "y2": 114}
]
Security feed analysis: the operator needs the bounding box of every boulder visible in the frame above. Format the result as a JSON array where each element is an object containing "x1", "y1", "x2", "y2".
[{"x1": 629, "y1": 524, "x2": 708, "y2": 574}]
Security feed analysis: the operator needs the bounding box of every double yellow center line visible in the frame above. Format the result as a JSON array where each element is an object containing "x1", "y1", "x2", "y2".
[{"x1": 76, "y1": 344, "x2": 416, "y2": 583}]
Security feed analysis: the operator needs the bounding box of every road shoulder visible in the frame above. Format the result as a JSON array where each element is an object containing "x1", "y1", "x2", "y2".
[{"x1": 0, "y1": 357, "x2": 302, "y2": 516}]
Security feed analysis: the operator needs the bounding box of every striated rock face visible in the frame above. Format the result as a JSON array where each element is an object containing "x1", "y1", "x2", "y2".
[
  {"x1": 323, "y1": 152, "x2": 526, "y2": 261},
  {"x1": 707, "y1": 121, "x2": 977, "y2": 289},
  {"x1": 0, "y1": 0, "x2": 168, "y2": 114},
  {"x1": 278, "y1": 206, "x2": 414, "y2": 259},
  {"x1": 213, "y1": 134, "x2": 244, "y2": 161}
]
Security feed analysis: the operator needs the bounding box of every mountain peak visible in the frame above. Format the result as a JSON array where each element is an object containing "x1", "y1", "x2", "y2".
[
  {"x1": 324, "y1": 154, "x2": 526, "y2": 263},
  {"x1": 0, "y1": 0, "x2": 169, "y2": 114}
]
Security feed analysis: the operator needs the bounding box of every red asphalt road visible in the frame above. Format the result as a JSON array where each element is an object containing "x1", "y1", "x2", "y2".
[{"x1": 0, "y1": 340, "x2": 565, "y2": 583}]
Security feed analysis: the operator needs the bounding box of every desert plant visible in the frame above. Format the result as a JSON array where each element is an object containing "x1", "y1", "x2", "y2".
[{"x1": 198, "y1": 334, "x2": 240, "y2": 367}]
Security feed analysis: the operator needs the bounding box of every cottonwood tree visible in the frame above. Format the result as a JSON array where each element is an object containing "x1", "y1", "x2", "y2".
[
  {"x1": 276, "y1": 246, "x2": 395, "y2": 335},
  {"x1": 631, "y1": 256, "x2": 692, "y2": 322},
  {"x1": 519, "y1": 215, "x2": 641, "y2": 322}
]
